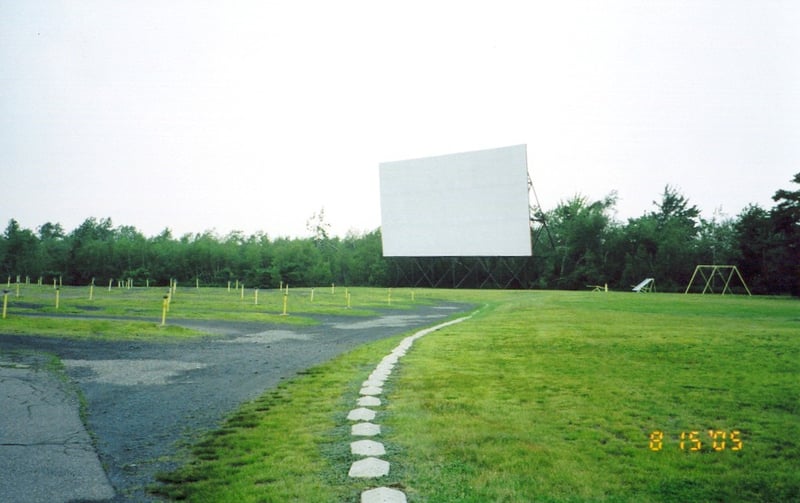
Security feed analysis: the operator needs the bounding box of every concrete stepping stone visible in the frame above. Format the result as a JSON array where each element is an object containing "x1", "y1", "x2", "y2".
[
  {"x1": 360, "y1": 385, "x2": 382, "y2": 396},
  {"x1": 352, "y1": 422, "x2": 381, "y2": 436},
  {"x1": 367, "y1": 376, "x2": 388, "y2": 386},
  {"x1": 375, "y1": 365, "x2": 394, "y2": 376},
  {"x1": 379, "y1": 356, "x2": 396, "y2": 364},
  {"x1": 357, "y1": 396, "x2": 381, "y2": 407},
  {"x1": 370, "y1": 369, "x2": 391, "y2": 379},
  {"x1": 348, "y1": 407, "x2": 377, "y2": 421},
  {"x1": 361, "y1": 487, "x2": 407, "y2": 503},
  {"x1": 349, "y1": 457, "x2": 390, "y2": 478},
  {"x1": 351, "y1": 439, "x2": 386, "y2": 456}
]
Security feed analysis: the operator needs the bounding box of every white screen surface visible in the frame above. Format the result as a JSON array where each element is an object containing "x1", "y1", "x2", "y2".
[{"x1": 379, "y1": 145, "x2": 532, "y2": 257}]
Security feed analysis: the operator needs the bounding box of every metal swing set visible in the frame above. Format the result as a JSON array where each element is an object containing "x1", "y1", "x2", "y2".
[{"x1": 684, "y1": 265, "x2": 752, "y2": 295}]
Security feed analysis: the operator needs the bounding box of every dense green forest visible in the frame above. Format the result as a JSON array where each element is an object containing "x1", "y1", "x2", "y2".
[{"x1": 2, "y1": 174, "x2": 798, "y2": 295}]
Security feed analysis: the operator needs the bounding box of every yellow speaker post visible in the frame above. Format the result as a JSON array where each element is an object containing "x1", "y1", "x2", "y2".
[{"x1": 161, "y1": 295, "x2": 169, "y2": 326}]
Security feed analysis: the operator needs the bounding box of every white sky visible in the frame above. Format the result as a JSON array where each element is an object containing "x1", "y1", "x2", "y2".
[{"x1": 2, "y1": 1, "x2": 799, "y2": 238}]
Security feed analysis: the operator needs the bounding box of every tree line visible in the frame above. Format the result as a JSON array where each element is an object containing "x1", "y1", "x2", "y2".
[
  {"x1": 527, "y1": 175, "x2": 798, "y2": 295},
  {"x1": 2, "y1": 173, "x2": 798, "y2": 295}
]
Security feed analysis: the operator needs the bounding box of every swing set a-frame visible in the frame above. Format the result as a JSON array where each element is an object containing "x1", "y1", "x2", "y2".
[{"x1": 684, "y1": 265, "x2": 752, "y2": 295}]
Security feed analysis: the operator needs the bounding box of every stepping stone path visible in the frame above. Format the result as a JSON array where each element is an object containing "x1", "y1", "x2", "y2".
[
  {"x1": 351, "y1": 439, "x2": 386, "y2": 456},
  {"x1": 347, "y1": 314, "x2": 473, "y2": 503}
]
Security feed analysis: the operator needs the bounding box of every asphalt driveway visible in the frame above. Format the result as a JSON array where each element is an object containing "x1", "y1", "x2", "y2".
[{"x1": 0, "y1": 303, "x2": 469, "y2": 502}]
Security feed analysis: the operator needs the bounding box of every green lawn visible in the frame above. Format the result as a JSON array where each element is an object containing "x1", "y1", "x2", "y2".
[
  {"x1": 153, "y1": 290, "x2": 799, "y2": 502},
  {"x1": 390, "y1": 291, "x2": 799, "y2": 502}
]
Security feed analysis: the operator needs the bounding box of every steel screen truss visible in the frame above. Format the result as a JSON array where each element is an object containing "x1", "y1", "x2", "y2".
[{"x1": 386, "y1": 257, "x2": 533, "y2": 289}]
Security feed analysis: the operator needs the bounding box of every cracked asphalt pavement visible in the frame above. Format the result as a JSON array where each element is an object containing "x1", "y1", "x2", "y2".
[{"x1": 0, "y1": 356, "x2": 115, "y2": 502}]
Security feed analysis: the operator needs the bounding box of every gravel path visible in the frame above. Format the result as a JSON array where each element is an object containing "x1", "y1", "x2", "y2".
[{"x1": 0, "y1": 303, "x2": 470, "y2": 502}]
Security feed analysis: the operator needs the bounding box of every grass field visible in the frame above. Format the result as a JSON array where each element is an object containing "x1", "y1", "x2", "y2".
[
  {"x1": 150, "y1": 289, "x2": 799, "y2": 502},
  {"x1": 2, "y1": 284, "x2": 797, "y2": 500}
]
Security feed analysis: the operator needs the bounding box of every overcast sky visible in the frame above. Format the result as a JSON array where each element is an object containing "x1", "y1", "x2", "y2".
[{"x1": 2, "y1": 1, "x2": 799, "y2": 238}]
